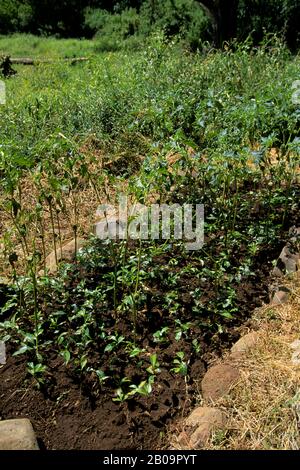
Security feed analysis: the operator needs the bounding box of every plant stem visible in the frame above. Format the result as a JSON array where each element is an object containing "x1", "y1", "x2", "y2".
[{"x1": 48, "y1": 200, "x2": 58, "y2": 266}]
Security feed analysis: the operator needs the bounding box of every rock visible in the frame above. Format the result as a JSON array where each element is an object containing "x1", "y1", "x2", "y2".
[
  {"x1": 174, "y1": 407, "x2": 227, "y2": 450},
  {"x1": 185, "y1": 406, "x2": 219, "y2": 428},
  {"x1": 175, "y1": 431, "x2": 190, "y2": 449},
  {"x1": 0, "y1": 341, "x2": 6, "y2": 365},
  {"x1": 289, "y1": 339, "x2": 300, "y2": 365},
  {"x1": 270, "y1": 288, "x2": 290, "y2": 306},
  {"x1": 291, "y1": 350, "x2": 300, "y2": 365},
  {"x1": 0, "y1": 419, "x2": 39, "y2": 450},
  {"x1": 289, "y1": 339, "x2": 300, "y2": 350},
  {"x1": 273, "y1": 245, "x2": 300, "y2": 276},
  {"x1": 94, "y1": 203, "x2": 127, "y2": 240},
  {"x1": 289, "y1": 226, "x2": 300, "y2": 243},
  {"x1": 44, "y1": 238, "x2": 85, "y2": 274},
  {"x1": 231, "y1": 332, "x2": 259, "y2": 356},
  {"x1": 201, "y1": 364, "x2": 239, "y2": 401},
  {"x1": 186, "y1": 407, "x2": 226, "y2": 449}
]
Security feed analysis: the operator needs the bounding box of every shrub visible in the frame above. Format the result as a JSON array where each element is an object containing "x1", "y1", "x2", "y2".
[
  {"x1": 85, "y1": 0, "x2": 212, "y2": 51},
  {"x1": 0, "y1": 0, "x2": 33, "y2": 34}
]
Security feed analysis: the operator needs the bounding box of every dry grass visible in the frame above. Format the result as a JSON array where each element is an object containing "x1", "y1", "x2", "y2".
[
  {"x1": 204, "y1": 273, "x2": 300, "y2": 450},
  {"x1": 0, "y1": 149, "x2": 129, "y2": 278}
]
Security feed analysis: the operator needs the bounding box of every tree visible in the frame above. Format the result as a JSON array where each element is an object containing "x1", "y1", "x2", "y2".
[
  {"x1": 238, "y1": 0, "x2": 300, "y2": 50},
  {"x1": 197, "y1": 0, "x2": 239, "y2": 46},
  {"x1": 0, "y1": 0, "x2": 33, "y2": 34},
  {"x1": 198, "y1": 0, "x2": 300, "y2": 49}
]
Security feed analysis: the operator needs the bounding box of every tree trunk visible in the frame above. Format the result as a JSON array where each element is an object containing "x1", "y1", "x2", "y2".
[{"x1": 198, "y1": 0, "x2": 238, "y2": 46}]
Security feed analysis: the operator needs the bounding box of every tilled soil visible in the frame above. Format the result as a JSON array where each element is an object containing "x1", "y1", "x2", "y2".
[
  {"x1": 0, "y1": 216, "x2": 290, "y2": 451},
  {"x1": 0, "y1": 270, "x2": 270, "y2": 449},
  {"x1": 1, "y1": 348, "x2": 203, "y2": 450}
]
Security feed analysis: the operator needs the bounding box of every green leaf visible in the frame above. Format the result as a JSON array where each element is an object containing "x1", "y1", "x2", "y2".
[
  {"x1": 175, "y1": 330, "x2": 182, "y2": 341},
  {"x1": 61, "y1": 350, "x2": 71, "y2": 364},
  {"x1": 80, "y1": 355, "x2": 88, "y2": 370},
  {"x1": 104, "y1": 343, "x2": 114, "y2": 353},
  {"x1": 150, "y1": 354, "x2": 157, "y2": 367},
  {"x1": 13, "y1": 344, "x2": 30, "y2": 356}
]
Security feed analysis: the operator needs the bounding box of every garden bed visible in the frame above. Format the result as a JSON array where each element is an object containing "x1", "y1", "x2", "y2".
[{"x1": 0, "y1": 237, "x2": 281, "y2": 449}]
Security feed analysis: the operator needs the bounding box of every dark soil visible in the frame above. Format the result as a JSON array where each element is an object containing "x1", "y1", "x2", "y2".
[
  {"x1": 2, "y1": 182, "x2": 297, "y2": 451},
  {"x1": 0, "y1": 332, "x2": 241, "y2": 450},
  {"x1": 1, "y1": 347, "x2": 192, "y2": 450},
  {"x1": 0, "y1": 241, "x2": 274, "y2": 450}
]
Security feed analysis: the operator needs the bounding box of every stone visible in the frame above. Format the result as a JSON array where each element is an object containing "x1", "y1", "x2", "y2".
[
  {"x1": 231, "y1": 332, "x2": 259, "y2": 356},
  {"x1": 174, "y1": 407, "x2": 227, "y2": 450},
  {"x1": 289, "y1": 339, "x2": 300, "y2": 365},
  {"x1": 201, "y1": 364, "x2": 239, "y2": 401},
  {"x1": 289, "y1": 339, "x2": 300, "y2": 350},
  {"x1": 185, "y1": 406, "x2": 220, "y2": 428},
  {"x1": 289, "y1": 226, "x2": 300, "y2": 243},
  {"x1": 44, "y1": 238, "x2": 85, "y2": 274},
  {"x1": 291, "y1": 350, "x2": 300, "y2": 366},
  {"x1": 272, "y1": 245, "x2": 300, "y2": 276},
  {"x1": 270, "y1": 288, "x2": 290, "y2": 306},
  {"x1": 186, "y1": 407, "x2": 226, "y2": 449},
  {"x1": 0, "y1": 419, "x2": 39, "y2": 450},
  {"x1": 175, "y1": 431, "x2": 190, "y2": 449},
  {"x1": 0, "y1": 341, "x2": 6, "y2": 365}
]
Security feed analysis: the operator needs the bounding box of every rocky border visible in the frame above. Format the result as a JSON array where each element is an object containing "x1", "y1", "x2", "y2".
[
  {"x1": 172, "y1": 226, "x2": 300, "y2": 450},
  {"x1": 0, "y1": 419, "x2": 39, "y2": 450}
]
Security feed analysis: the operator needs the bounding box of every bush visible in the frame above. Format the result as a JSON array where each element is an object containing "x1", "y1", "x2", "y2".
[
  {"x1": 238, "y1": 0, "x2": 300, "y2": 49},
  {"x1": 85, "y1": 0, "x2": 212, "y2": 51},
  {"x1": 139, "y1": 0, "x2": 212, "y2": 50},
  {"x1": 0, "y1": 0, "x2": 33, "y2": 34},
  {"x1": 85, "y1": 7, "x2": 141, "y2": 51}
]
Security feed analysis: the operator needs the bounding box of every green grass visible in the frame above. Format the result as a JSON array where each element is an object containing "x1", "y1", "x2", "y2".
[
  {"x1": 1, "y1": 34, "x2": 299, "y2": 171},
  {"x1": 0, "y1": 33, "x2": 96, "y2": 58}
]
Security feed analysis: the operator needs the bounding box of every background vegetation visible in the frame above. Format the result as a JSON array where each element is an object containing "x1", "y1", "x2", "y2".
[{"x1": 0, "y1": 0, "x2": 299, "y2": 51}]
